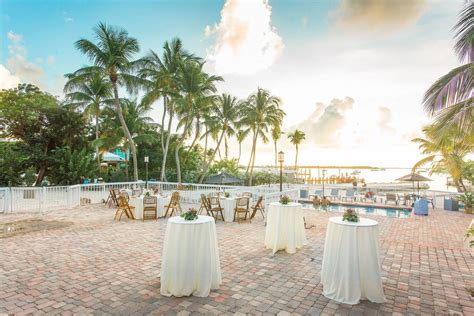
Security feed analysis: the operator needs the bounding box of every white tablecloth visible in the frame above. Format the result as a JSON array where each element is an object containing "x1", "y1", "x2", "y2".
[
  {"x1": 220, "y1": 197, "x2": 236, "y2": 222},
  {"x1": 321, "y1": 217, "x2": 385, "y2": 304},
  {"x1": 264, "y1": 202, "x2": 307, "y2": 254},
  {"x1": 160, "y1": 215, "x2": 222, "y2": 297},
  {"x1": 129, "y1": 195, "x2": 171, "y2": 219}
]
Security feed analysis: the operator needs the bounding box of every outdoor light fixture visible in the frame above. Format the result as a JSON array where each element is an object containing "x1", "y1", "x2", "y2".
[
  {"x1": 144, "y1": 156, "x2": 149, "y2": 188},
  {"x1": 278, "y1": 151, "x2": 284, "y2": 192}
]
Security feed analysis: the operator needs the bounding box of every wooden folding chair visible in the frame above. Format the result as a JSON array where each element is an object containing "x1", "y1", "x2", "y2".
[
  {"x1": 250, "y1": 196, "x2": 265, "y2": 220},
  {"x1": 199, "y1": 194, "x2": 211, "y2": 215},
  {"x1": 164, "y1": 192, "x2": 182, "y2": 217},
  {"x1": 114, "y1": 196, "x2": 136, "y2": 221},
  {"x1": 242, "y1": 192, "x2": 253, "y2": 198},
  {"x1": 143, "y1": 196, "x2": 157, "y2": 221},
  {"x1": 234, "y1": 197, "x2": 250, "y2": 223},
  {"x1": 208, "y1": 196, "x2": 225, "y2": 221}
]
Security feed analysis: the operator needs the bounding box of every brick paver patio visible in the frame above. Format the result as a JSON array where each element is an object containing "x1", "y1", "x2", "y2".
[{"x1": 1, "y1": 204, "x2": 473, "y2": 315}]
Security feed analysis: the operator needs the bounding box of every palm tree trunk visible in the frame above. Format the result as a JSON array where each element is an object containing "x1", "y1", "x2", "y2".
[
  {"x1": 112, "y1": 82, "x2": 138, "y2": 181},
  {"x1": 224, "y1": 135, "x2": 228, "y2": 159},
  {"x1": 160, "y1": 109, "x2": 173, "y2": 182},
  {"x1": 175, "y1": 141, "x2": 182, "y2": 183},
  {"x1": 248, "y1": 136, "x2": 258, "y2": 186},
  {"x1": 246, "y1": 132, "x2": 257, "y2": 174},
  {"x1": 199, "y1": 130, "x2": 226, "y2": 183},
  {"x1": 237, "y1": 141, "x2": 242, "y2": 165},
  {"x1": 95, "y1": 111, "x2": 100, "y2": 167},
  {"x1": 274, "y1": 140, "x2": 277, "y2": 169},
  {"x1": 201, "y1": 127, "x2": 208, "y2": 172},
  {"x1": 160, "y1": 96, "x2": 167, "y2": 160},
  {"x1": 184, "y1": 120, "x2": 200, "y2": 164},
  {"x1": 295, "y1": 144, "x2": 298, "y2": 171}
]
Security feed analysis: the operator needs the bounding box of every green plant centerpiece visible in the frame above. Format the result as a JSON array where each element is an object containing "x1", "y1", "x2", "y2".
[
  {"x1": 224, "y1": 192, "x2": 230, "y2": 198},
  {"x1": 144, "y1": 191, "x2": 151, "y2": 197},
  {"x1": 279, "y1": 195, "x2": 292, "y2": 205},
  {"x1": 458, "y1": 192, "x2": 473, "y2": 214},
  {"x1": 181, "y1": 208, "x2": 198, "y2": 221},
  {"x1": 342, "y1": 208, "x2": 359, "y2": 222}
]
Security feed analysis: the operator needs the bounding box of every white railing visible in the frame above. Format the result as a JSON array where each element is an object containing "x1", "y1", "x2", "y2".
[{"x1": 0, "y1": 181, "x2": 465, "y2": 214}]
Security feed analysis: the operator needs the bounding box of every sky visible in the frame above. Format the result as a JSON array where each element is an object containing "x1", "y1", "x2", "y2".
[{"x1": 0, "y1": 0, "x2": 466, "y2": 169}]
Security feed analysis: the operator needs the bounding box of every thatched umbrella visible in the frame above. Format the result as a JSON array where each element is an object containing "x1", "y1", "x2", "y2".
[
  {"x1": 396, "y1": 173, "x2": 432, "y2": 195},
  {"x1": 204, "y1": 172, "x2": 242, "y2": 185}
]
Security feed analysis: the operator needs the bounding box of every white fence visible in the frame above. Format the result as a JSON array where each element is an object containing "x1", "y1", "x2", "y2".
[{"x1": 0, "y1": 181, "x2": 465, "y2": 214}]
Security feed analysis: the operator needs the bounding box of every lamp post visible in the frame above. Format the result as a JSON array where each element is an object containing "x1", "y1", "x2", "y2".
[
  {"x1": 322, "y1": 169, "x2": 327, "y2": 197},
  {"x1": 144, "y1": 156, "x2": 149, "y2": 188},
  {"x1": 278, "y1": 151, "x2": 285, "y2": 192}
]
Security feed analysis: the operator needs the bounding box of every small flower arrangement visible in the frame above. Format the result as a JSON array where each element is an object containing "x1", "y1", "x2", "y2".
[
  {"x1": 144, "y1": 191, "x2": 151, "y2": 197},
  {"x1": 224, "y1": 192, "x2": 230, "y2": 198},
  {"x1": 181, "y1": 208, "x2": 198, "y2": 221},
  {"x1": 342, "y1": 208, "x2": 359, "y2": 222},
  {"x1": 279, "y1": 195, "x2": 292, "y2": 205}
]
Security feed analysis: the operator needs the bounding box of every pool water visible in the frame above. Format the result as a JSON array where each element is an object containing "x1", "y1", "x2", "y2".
[{"x1": 303, "y1": 204, "x2": 411, "y2": 218}]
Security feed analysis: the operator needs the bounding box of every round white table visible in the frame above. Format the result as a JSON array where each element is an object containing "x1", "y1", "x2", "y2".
[
  {"x1": 129, "y1": 195, "x2": 171, "y2": 220},
  {"x1": 264, "y1": 202, "x2": 307, "y2": 254},
  {"x1": 321, "y1": 217, "x2": 386, "y2": 304},
  {"x1": 219, "y1": 197, "x2": 236, "y2": 222},
  {"x1": 160, "y1": 215, "x2": 222, "y2": 297}
]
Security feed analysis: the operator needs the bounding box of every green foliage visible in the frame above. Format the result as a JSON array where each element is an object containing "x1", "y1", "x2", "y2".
[
  {"x1": 342, "y1": 209, "x2": 359, "y2": 222},
  {"x1": 208, "y1": 159, "x2": 240, "y2": 177},
  {"x1": 465, "y1": 226, "x2": 474, "y2": 248},
  {"x1": 180, "y1": 208, "x2": 198, "y2": 221},
  {"x1": 279, "y1": 195, "x2": 291, "y2": 205},
  {"x1": 458, "y1": 192, "x2": 474, "y2": 208},
  {"x1": 244, "y1": 171, "x2": 283, "y2": 186},
  {"x1": 0, "y1": 142, "x2": 30, "y2": 186},
  {"x1": 0, "y1": 84, "x2": 91, "y2": 186},
  {"x1": 48, "y1": 147, "x2": 97, "y2": 185}
]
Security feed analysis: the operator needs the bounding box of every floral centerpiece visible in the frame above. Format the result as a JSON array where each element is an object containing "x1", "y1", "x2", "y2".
[
  {"x1": 144, "y1": 191, "x2": 151, "y2": 197},
  {"x1": 279, "y1": 195, "x2": 292, "y2": 205},
  {"x1": 342, "y1": 208, "x2": 359, "y2": 222},
  {"x1": 181, "y1": 208, "x2": 198, "y2": 221},
  {"x1": 224, "y1": 192, "x2": 230, "y2": 198}
]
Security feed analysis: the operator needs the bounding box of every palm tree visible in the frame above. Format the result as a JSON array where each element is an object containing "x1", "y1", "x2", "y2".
[
  {"x1": 199, "y1": 93, "x2": 241, "y2": 183},
  {"x1": 423, "y1": 2, "x2": 473, "y2": 133},
  {"x1": 97, "y1": 99, "x2": 158, "y2": 178},
  {"x1": 64, "y1": 71, "x2": 112, "y2": 166},
  {"x1": 235, "y1": 129, "x2": 249, "y2": 166},
  {"x1": 174, "y1": 61, "x2": 222, "y2": 183},
  {"x1": 139, "y1": 39, "x2": 198, "y2": 181},
  {"x1": 412, "y1": 124, "x2": 473, "y2": 192},
  {"x1": 271, "y1": 125, "x2": 283, "y2": 169},
  {"x1": 287, "y1": 129, "x2": 306, "y2": 171},
  {"x1": 74, "y1": 22, "x2": 142, "y2": 181},
  {"x1": 240, "y1": 88, "x2": 285, "y2": 185}
]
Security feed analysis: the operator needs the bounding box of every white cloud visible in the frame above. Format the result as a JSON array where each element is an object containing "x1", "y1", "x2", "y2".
[
  {"x1": 0, "y1": 64, "x2": 20, "y2": 90},
  {"x1": 63, "y1": 11, "x2": 74, "y2": 23},
  {"x1": 377, "y1": 106, "x2": 395, "y2": 133},
  {"x1": 205, "y1": 0, "x2": 284, "y2": 75},
  {"x1": 47, "y1": 55, "x2": 55, "y2": 65}
]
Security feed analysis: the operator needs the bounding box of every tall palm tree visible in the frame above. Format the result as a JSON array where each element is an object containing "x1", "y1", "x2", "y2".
[
  {"x1": 97, "y1": 99, "x2": 158, "y2": 178},
  {"x1": 271, "y1": 125, "x2": 283, "y2": 169},
  {"x1": 423, "y1": 2, "x2": 473, "y2": 133},
  {"x1": 240, "y1": 88, "x2": 285, "y2": 185},
  {"x1": 174, "y1": 61, "x2": 222, "y2": 183},
  {"x1": 199, "y1": 93, "x2": 241, "y2": 183},
  {"x1": 74, "y1": 22, "x2": 142, "y2": 181},
  {"x1": 64, "y1": 71, "x2": 112, "y2": 166},
  {"x1": 139, "y1": 39, "x2": 198, "y2": 181},
  {"x1": 412, "y1": 124, "x2": 473, "y2": 192},
  {"x1": 287, "y1": 129, "x2": 306, "y2": 171}
]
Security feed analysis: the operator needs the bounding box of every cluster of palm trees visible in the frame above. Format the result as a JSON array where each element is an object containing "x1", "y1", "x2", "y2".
[
  {"x1": 65, "y1": 22, "x2": 286, "y2": 184},
  {"x1": 414, "y1": 2, "x2": 473, "y2": 192}
]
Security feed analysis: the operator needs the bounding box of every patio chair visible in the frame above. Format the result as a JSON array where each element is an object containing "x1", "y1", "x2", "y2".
[
  {"x1": 385, "y1": 193, "x2": 399, "y2": 205},
  {"x1": 327, "y1": 189, "x2": 340, "y2": 200},
  {"x1": 242, "y1": 192, "x2": 253, "y2": 198},
  {"x1": 198, "y1": 194, "x2": 210, "y2": 215},
  {"x1": 164, "y1": 192, "x2": 182, "y2": 217},
  {"x1": 208, "y1": 196, "x2": 225, "y2": 221},
  {"x1": 119, "y1": 190, "x2": 130, "y2": 202},
  {"x1": 342, "y1": 189, "x2": 356, "y2": 202},
  {"x1": 114, "y1": 196, "x2": 135, "y2": 221},
  {"x1": 142, "y1": 196, "x2": 157, "y2": 221},
  {"x1": 106, "y1": 188, "x2": 119, "y2": 208},
  {"x1": 234, "y1": 197, "x2": 250, "y2": 223},
  {"x1": 400, "y1": 194, "x2": 412, "y2": 206},
  {"x1": 217, "y1": 192, "x2": 226, "y2": 198},
  {"x1": 249, "y1": 196, "x2": 265, "y2": 220}
]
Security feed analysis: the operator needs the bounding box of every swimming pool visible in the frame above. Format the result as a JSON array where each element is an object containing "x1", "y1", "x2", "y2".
[{"x1": 303, "y1": 204, "x2": 411, "y2": 218}]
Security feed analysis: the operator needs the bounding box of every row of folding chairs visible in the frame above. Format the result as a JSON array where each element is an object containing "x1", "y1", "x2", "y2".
[{"x1": 198, "y1": 194, "x2": 265, "y2": 224}]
